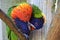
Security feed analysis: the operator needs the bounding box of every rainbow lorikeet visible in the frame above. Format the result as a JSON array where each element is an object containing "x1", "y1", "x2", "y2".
[
  {"x1": 11, "y1": 3, "x2": 32, "y2": 38},
  {"x1": 7, "y1": 3, "x2": 46, "y2": 40},
  {"x1": 7, "y1": 3, "x2": 32, "y2": 40}
]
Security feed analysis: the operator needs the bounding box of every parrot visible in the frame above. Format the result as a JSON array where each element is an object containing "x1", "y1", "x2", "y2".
[
  {"x1": 7, "y1": 2, "x2": 32, "y2": 40},
  {"x1": 11, "y1": 3, "x2": 32, "y2": 39},
  {"x1": 6, "y1": 2, "x2": 46, "y2": 40}
]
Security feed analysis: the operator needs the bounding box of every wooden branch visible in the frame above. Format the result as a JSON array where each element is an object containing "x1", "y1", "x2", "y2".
[
  {"x1": 0, "y1": 9, "x2": 27, "y2": 40},
  {"x1": 47, "y1": 14, "x2": 60, "y2": 40}
]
